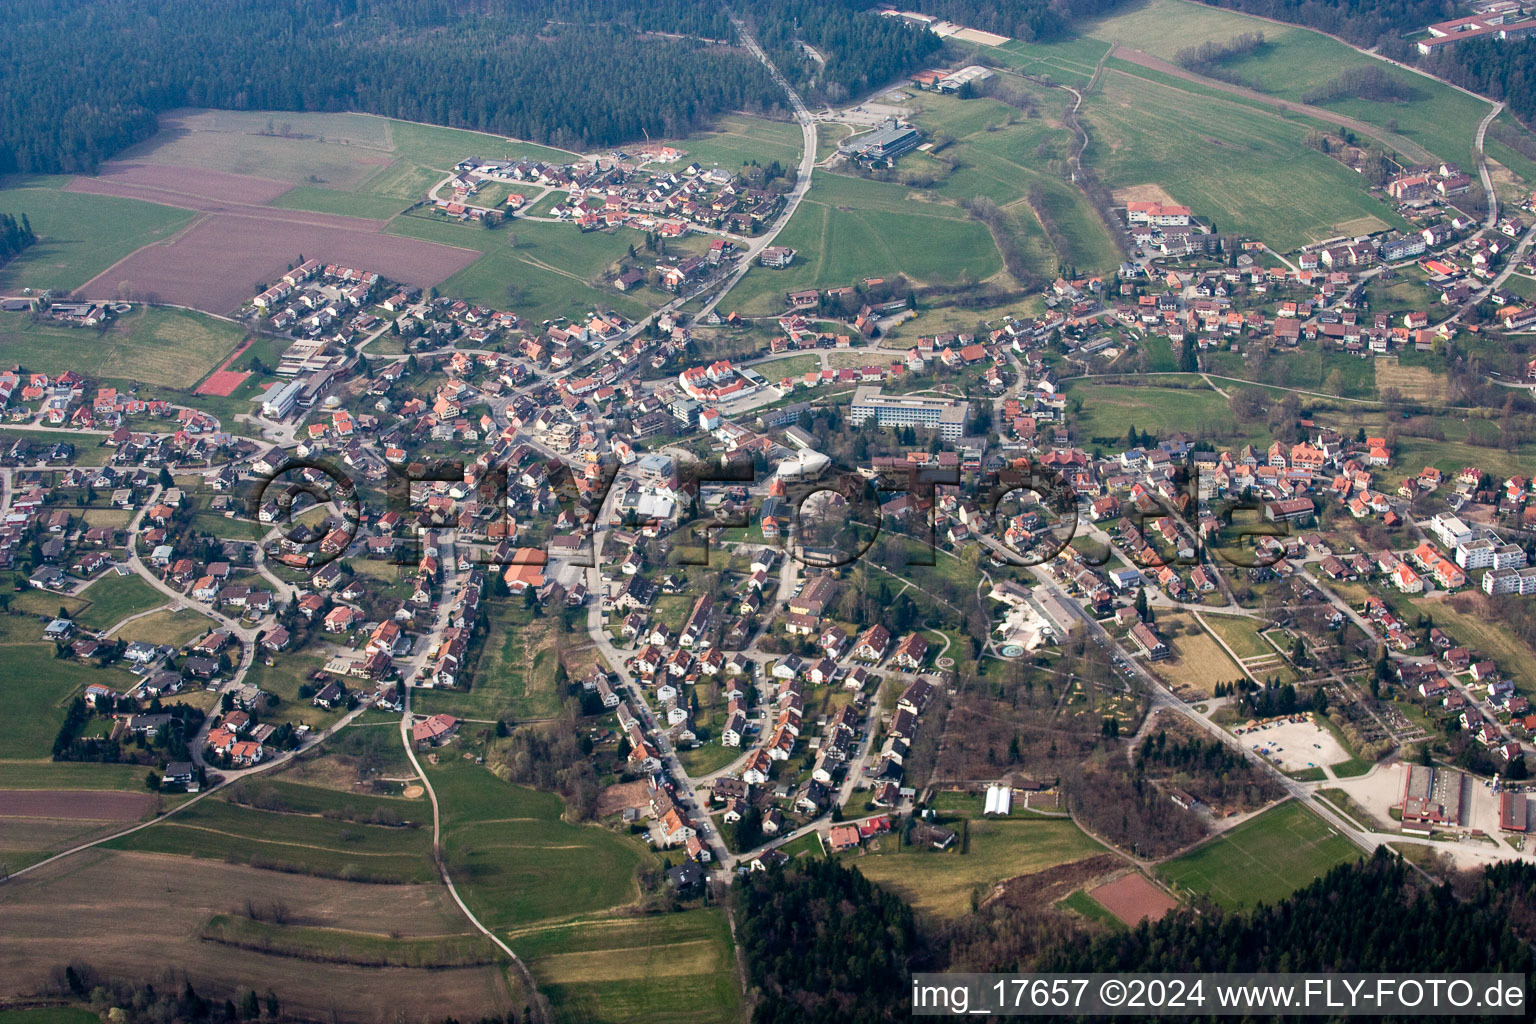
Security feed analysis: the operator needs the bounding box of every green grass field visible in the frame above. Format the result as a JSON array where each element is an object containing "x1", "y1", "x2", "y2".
[
  {"x1": 1078, "y1": 0, "x2": 1494, "y2": 167},
  {"x1": 0, "y1": 759, "x2": 162, "y2": 790},
  {"x1": 0, "y1": 307, "x2": 246, "y2": 390},
  {"x1": 1158, "y1": 800, "x2": 1361, "y2": 910},
  {"x1": 0, "y1": 180, "x2": 195, "y2": 293},
  {"x1": 729, "y1": 172, "x2": 1000, "y2": 314},
  {"x1": 413, "y1": 604, "x2": 564, "y2": 721},
  {"x1": 514, "y1": 910, "x2": 743, "y2": 1024},
  {"x1": 431, "y1": 760, "x2": 653, "y2": 932},
  {"x1": 1082, "y1": 68, "x2": 1406, "y2": 250},
  {"x1": 651, "y1": 113, "x2": 805, "y2": 172},
  {"x1": 1067, "y1": 381, "x2": 1262, "y2": 446},
  {"x1": 0, "y1": 1009, "x2": 100, "y2": 1024},
  {"x1": 0, "y1": 643, "x2": 139, "y2": 759},
  {"x1": 105, "y1": 796, "x2": 436, "y2": 883},
  {"x1": 1202, "y1": 614, "x2": 1277, "y2": 661},
  {"x1": 989, "y1": 35, "x2": 1112, "y2": 88},
  {"x1": 850, "y1": 815, "x2": 1106, "y2": 917},
  {"x1": 74, "y1": 572, "x2": 167, "y2": 632},
  {"x1": 114, "y1": 608, "x2": 219, "y2": 648},
  {"x1": 1058, "y1": 888, "x2": 1126, "y2": 928},
  {"x1": 267, "y1": 186, "x2": 410, "y2": 220},
  {"x1": 386, "y1": 213, "x2": 649, "y2": 322}
]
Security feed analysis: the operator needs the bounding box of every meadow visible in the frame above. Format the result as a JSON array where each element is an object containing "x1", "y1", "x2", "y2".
[
  {"x1": 431, "y1": 760, "x2": 652, "y2": 932},
  {"x1": 0, "y1": 179, "x2": 194, "y2": 294},
  {"x1": 1064, "y1": 380, "x2": 1256, "y2": 446},
  {"x1": 0, "y1": 307, "x2": 246, "y2": 391},
  {"x1": 1077, "y1": 0, "x2": 1494, "y2": 167},
  {"x1": 414, "y1": 604, "x2": 563, "y2": 721},
  {"x1": 0, "y1": 643, "x2": 139, "y2": 759},
  {"x1": 728, "y1": 171, "x2": 1001, "y2": 314},
  {"x1": 1081, "y1": 69, "x2": 1407, "y2": 250},
  {"x1": 513, "y1": 910, "x2": 744, "y2": 1024},
  {"x1": 989, "y1": 35, "x2": 1112, "y2": 88},
  {"x1": 386, "y1": 213, "x2": 650, "y2": 322},
  {"x1": 1158, "y1": 800, "x2": 1361, "y2": 909},
  {"x1": 848, "y1": 813, "x2": 1107, "y2": 917},
  {"x1": 74, "y1": 572, "x2": 167, "y2": 632},
  {"x1": 652, "y1": 113, "x2": 805, "y2": 172},
  {"x1": 115, "y1": 608, "x2": 220, "y2": 648},
  {"x1": 104, "y1": 796, "x2": 437, "y2": 883}
]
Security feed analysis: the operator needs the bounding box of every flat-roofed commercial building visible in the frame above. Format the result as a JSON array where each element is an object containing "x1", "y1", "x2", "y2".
[{"x1": 849, "y1": 386, "x2": 970, "y2": 439}]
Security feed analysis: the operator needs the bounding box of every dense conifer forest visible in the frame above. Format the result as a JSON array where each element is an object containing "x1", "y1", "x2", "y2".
[{"x1": 0, "y1": 0, "x2": 783, "y2": 174}]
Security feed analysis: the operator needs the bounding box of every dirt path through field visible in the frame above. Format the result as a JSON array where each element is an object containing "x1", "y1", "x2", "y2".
[{"x1": 1107, "y1": 46, "x2": 1438, "y2": 166}]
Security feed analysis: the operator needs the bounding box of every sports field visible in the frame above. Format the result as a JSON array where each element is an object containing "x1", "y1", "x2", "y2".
[{"x1": 1158, "y1": 800, "x2": 1361, "y2": 910}]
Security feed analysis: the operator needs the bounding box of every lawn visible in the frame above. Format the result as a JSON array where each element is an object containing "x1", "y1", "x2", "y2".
[
  {"x1": 104, "y1": 796, "x2": 435, "y2": 883},
  {"x1": 1081, "y1": 68, "x2": 1408, "y2": 250},
  {"x1": 0, "y1": 643, "x2": 139, "y2": 758},
  {"x1": 74, "y1": 572, "x2": 167, "y2": 632},
  {"x1": 1201, "y1": 613, "x2": 1274, "y2": 661},
  {"x1": 115, "y1": 608, "x2": 219, "y2": 648},
  {"x1": 728, "y1": 172, "x2": 1002, "y2": 314},
  {"x1": 1158, "y1": 800, "x2": 1361, "y2": 910},
  {"x1": 849, "y1": 815, "x2": 1106, "y2": 917},
  {"x1": 0, "y1": 180, "x2": 195, "y2": 293},
  {"x1": 513, "y1": 909, "x2": 743, "y2": 1024},
  {"x1": 431, "y1": 760, "x2": 653, "y2": 933},
  {"x1": 242, "y1": 653, "x2": 343, "y2": 729},
  {"x1": 0, "y1": 306, "x2": 246, "y2": 391},
  {"x1": 1066, "y1": 380, "x2": 1259, "y2": 447}
]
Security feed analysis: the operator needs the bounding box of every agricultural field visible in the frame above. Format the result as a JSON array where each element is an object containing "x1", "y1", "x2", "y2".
[
  {"x1": 103, "y1": 796, "x2": 436, "y2": 883},
  {"x1": 1078, "y1": 0, "x2": 1495, "y2": 168},
  {"x1": 1158, "y1": 800, "x2": 1362, "y2": 910},
  {"x1": 73, "y1": 572, "x2": 167, "y2": 632},
  {"x1": 514, "y1": 910, "x2": 743, "y2": 1024},
  {"x1": 0, "y1": 850, "x2": 518, "y2": 1022},
  {"x1": 848, "y1": 813, "x2": 1107, "y2": 917},
  {"x1": 1081, "y1": 69, "x2": 1407, "y2": 250},
  {"x1": 0, "y1": 179, "x2": 195, "y2": 294},
  {"x1": 727, "y1": 172, "x2": 1001, "y2": 315},
  {"x1": 0, "y1": 789, "x2": 159, "y2": 872},
  {"x1": 431, "y1": 760, "x2": 653, "y2": 933}
]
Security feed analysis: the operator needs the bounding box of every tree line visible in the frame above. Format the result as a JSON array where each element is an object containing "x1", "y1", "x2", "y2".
[
  {"x1": 883, "y1": 0, "x2": 1134, "y2": 43},
  {"x1": 1194, "y1": 0, "x2": 1453, "y2": 48},
  {"x1": 0, "y1": 212, "x2": 36, "y2": 263}
]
